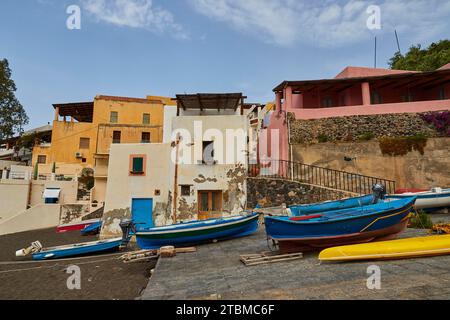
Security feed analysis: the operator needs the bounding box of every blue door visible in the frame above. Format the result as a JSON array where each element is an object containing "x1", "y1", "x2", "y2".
[{"x1": 132, "y1": 198, "x2": 154, "y2": 230}]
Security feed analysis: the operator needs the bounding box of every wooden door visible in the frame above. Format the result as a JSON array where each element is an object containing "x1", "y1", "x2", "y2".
[{"x1": 198, "y1": 190, "x2": 223, "y2": 220}]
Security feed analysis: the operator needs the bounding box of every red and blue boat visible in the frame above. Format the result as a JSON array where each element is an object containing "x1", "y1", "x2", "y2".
[
  {"x1": 135, "y1": 212, "x2": 260, "y2": 249},
  {"x1": 56, "y1": 218, "x2": 101, "y2": 233},
  {"x1": 265, "y1": 197, "x2": 416, "y2": 253}
]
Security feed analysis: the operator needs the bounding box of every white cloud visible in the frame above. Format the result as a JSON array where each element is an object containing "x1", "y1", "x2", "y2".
[
  {"x1": 81, "y1": 0, "x2": 188, "y2": 39},
  {"x1": 189, "y1": 0, "x2": 450, "y2": 47}
]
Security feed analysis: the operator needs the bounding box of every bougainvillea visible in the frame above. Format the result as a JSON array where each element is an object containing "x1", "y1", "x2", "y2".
[{"x1": 420, "y1": 111, "x2": 450, "y2": 136}]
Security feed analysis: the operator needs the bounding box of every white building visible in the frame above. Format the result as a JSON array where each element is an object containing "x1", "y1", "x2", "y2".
[{"x1": 101, "y1": 93, "x2": 253, "y2": 237}]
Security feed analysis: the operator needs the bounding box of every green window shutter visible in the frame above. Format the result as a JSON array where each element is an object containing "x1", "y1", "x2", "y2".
[{"x1": 132, "y1": 157, "x2": 144, "y2": 173}]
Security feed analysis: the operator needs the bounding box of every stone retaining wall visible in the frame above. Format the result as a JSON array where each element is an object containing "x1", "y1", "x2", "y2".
[
  {"x1": 246, "y1": 177, "x2": 353, "y2": 208},
  {"x1": 289, "y1": 112, "x2": 442, "y2": 144}
]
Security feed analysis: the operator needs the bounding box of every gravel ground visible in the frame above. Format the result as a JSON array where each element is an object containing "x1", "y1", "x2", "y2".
[{"x1": 0, "y1": 228, "x2": 156, "y2": 300}]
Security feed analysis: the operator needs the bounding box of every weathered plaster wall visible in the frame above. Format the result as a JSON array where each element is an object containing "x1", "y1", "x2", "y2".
[
  {"x1": 292, "y1": 138, "x2": 450, "y2": 189},
  {"x1": 172, "y1": 115, "x2": 249, "y2": 219},
  {"x1": 176, "y1": 163, "x2": 247, "y2": 220},
  {"x1": 247, "y1": 178, "x2": 352, "y2": 208},
  {"x1": 101, "y1": 143, "x2": 174, "y2": 238},
  {"x1": 60, "y1": 204, "x2": 90, "y2": 224}
]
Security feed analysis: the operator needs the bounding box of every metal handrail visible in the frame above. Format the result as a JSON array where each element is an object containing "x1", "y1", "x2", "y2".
[{"x1": 248, "y1": 160, "x2": 396, "y2": 195}]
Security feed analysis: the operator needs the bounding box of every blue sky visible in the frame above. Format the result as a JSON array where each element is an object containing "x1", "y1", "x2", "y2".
[{"x1": 1, "y1": 0, "x2": 450, "y2": 129}]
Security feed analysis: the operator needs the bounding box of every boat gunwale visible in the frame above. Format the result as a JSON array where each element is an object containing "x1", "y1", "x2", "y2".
[
  {"x1": 265, "y1": 198, "x2": 415, "y2": 226},
  {"x1": 136, "y1": 213, "x2": 259, "y2": 235}
]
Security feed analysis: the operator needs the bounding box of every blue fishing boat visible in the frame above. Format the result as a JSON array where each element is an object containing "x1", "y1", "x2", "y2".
[
  {"x1": 16, "y1": 220, "x2": 134, "y2": 261},
  {"x1": 265, "y1": 197, "x2": 416, "y2": 253},
  {"x1": 81, "y1": 220, "x2": 103, "y2": 235},
  {"x1": 31, "y1": 237, "x2": 125, "y2": 261},
  {"x1": 135, "y1": 212, "x2": 260, "y2": 249},
  {"x1": 289, "y1": 194, "x2": 375, "y2": 216}
]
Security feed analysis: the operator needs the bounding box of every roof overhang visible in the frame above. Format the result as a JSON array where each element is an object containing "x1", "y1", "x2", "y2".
[
  {"x1": 273, "y1": 69, "x2": 450, "y2": 94},
  {"x1": 175, "y1": 93, "x2": 246, "y2": 112},
  {"x1": 53, "y1": 102, "x2": 94, "y2": 122}
]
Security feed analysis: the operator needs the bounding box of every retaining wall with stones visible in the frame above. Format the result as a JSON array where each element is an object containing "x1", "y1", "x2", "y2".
[
  {"x1": 246, "y1": 177, "x2": 353, "y2": 208},
  {"x1": 289, "y1": 112, "x2": 442, "y2": 144}
]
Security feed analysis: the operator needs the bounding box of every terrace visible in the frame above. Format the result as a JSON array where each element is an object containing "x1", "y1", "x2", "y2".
[{"x1": 274, "y1": 67, "x2": 450, "y2": 119}]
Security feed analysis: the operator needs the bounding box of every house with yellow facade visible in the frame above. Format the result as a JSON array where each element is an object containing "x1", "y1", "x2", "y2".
[{"x1": 32, "y1": 94, "x2": 176, "y2": 206}]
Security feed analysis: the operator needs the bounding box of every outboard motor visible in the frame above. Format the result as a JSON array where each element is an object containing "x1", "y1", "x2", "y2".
[
  {"x1": 372, "y1": 183, "x2": 387, "y2": 204},
  {"x1": 119, "y1": 219, "x2": 134, "y2": 248}
]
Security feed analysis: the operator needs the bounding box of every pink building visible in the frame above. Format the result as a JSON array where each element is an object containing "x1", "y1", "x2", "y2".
[{"x1": 265, "y1": 64, "x2": 450, "y2": 161}]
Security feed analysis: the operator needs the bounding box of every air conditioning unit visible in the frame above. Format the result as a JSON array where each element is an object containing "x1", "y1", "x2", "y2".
[{"x1": 75, "y1": 152, "x2": 83, "y2": 158}]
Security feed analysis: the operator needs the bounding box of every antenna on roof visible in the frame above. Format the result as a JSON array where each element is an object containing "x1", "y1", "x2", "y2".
[
  {"x1": 374, "y1": 36, "x2": 377, "y2": 68},
  {"x1": 395, "y1": 29, "x2": 401, "y2": 54}
]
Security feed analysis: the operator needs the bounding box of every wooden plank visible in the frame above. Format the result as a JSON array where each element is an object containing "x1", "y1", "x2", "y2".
[
  {"x1": 240, "y1": 252, "x2": 303, "y2": 266},
  {"x1": 120, "y1": 247, "x2": 197, "y2": 263}
]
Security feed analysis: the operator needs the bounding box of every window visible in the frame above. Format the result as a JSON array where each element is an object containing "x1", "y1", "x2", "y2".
[
  {"x1": 37, "y1": 155, "x2": 46, "y2": 164},
  {"x1": 129, "y1": 155, "x2": 146, "y2": 175},
  {"x1": 143, "y1": 113, "x2": 150, "y2": 125},
  {"x1": 439, "y1": 88, "x2": 447, "y2": 100},
  {"x1": 202, "y1": 141, "x2": 215, "y2": 165},
  {"x1": 112, "y1": 131, "x2": 121, "y2": 144},
  {"x1": 79, "y1": 137, "x2": 90, "y2": 149},
  {"x1": 371, "y1": 91, "x2": 382, "y2": 104},
  {"x1": 110, "y1": 111, "x2": 118, "y2": 123},
  {"x1": 141, "y1": 132, "x2": 151, "y2": 143},
  {"x1": 81, "y1": 158, "x2": 87, "y2": 163},
  {"x1": 181, "y1": 185, "x2": 191, "y2": 196}
]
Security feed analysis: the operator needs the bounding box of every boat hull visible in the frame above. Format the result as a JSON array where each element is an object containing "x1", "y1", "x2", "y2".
[
  {"x1": 265, "y1": 199, "x2": 415, "y2": 253},
  {"x1": 388, "y1": 189, "x2": 450, "y2": 212},
  {"x1": 56, "y1": 218, "x2": 101, "y2": 233},
  {"x1": 80, "y1": 221, "x2": 103, "y2": 235},
  {"x1": 275, "y1": 219, "x2": 409, "y2": 253},
  {"x1": 32, "y1": 237, "x2": 123, "y2": 261},
  {"x1": 319, "y1": 234, "x2": 450, "y2": 262},
  {"x1": 136, "y1": 214, "x2": 259, "y2": 249}
]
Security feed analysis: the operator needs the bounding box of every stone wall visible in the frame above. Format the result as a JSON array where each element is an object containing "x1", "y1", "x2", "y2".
[
  {"x1": 246, "y1": 177, "x2": 353, "y2": 208},
  {"x1": 289, "y1": 112, "x2": 442, "y2": 144}
]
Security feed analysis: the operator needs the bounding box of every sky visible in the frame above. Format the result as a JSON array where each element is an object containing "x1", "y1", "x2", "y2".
[{"x1": 1, "y1": 0, "x2": 450, "y2": 129}]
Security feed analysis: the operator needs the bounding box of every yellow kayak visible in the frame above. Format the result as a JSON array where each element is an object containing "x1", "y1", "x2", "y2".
[{"x1": 319, "y1": 235, "x2": 450, "y2": 262}]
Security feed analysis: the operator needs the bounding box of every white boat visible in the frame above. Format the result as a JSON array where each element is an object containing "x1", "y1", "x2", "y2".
[{"x1": 388, "y1": 187, "x2": 450, "y2": 212}]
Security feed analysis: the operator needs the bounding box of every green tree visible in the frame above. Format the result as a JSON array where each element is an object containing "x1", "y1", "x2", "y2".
[
  {"x1": 0, "y1": 58, "x2": 28, "y2": 140},
  {"x1": 389, "y1": 40, "x2": 450, "y2": 71}
]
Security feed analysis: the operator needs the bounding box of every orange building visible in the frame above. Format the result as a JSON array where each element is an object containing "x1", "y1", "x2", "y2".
[{"x1": 32, "y1": 95, "x2": 175, "y2": 205}]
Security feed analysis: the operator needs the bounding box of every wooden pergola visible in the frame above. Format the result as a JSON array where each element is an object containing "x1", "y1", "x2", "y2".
[
  {"x1": 53, "y1": 102, "x2": 94, "y2": 123},
  {"x1": 175, "y1": 93, "x2": 247, "y2": 115}
]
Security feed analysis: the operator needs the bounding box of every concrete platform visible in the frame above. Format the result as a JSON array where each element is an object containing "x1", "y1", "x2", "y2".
[{"x1": 140, "y1": 214, "x2": 450, "y2": 300}]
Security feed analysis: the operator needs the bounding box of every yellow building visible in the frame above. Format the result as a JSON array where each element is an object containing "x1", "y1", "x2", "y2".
[{"x1": 32, "y1": 95, "x2": 175, "y2": 205}]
